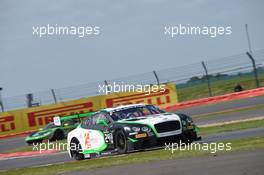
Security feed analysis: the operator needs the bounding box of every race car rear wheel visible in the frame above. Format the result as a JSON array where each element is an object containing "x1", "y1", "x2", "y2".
[
  {"x1": 70, "y1": 139, "x2": 85, "y2": 160},
  {"x1": 115, "y1": 130, "x2": 129, "y2": 154}
]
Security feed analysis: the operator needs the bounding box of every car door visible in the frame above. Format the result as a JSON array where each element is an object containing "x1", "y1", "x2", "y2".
[{"x1": 80, "y1": 113, "x2": 108, "y2": 154}]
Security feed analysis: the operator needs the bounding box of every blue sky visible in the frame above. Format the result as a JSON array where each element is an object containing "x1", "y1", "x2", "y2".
[{"x1": 0, "y1": 0, "x2": 263, "y2": 97}]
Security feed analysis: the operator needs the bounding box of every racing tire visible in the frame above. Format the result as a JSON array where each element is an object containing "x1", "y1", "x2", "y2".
[
  {"x1": 50, "y1": 130, "x2": 64, "y2": 141},
  {"x1": 115, "y1": 130, "x2": 131, "y2": 154},
  {"x1": 180, "y1": 132, "x2": 192, "y2": 144},
  {"x1": 148, "y1": 138, "x2": 157, "y2": 148},
  {"x1": 70, "y1": 139, "x2": 85, "y2": 160}
]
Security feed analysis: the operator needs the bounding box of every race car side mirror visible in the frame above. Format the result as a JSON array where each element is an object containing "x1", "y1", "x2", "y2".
[{"x1": 96, "y1": 119, "x2": 108, "y2": 127}]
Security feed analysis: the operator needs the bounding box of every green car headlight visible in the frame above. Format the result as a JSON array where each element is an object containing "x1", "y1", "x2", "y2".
[
  {"x1": 34, "y1": 131, "x2": 51, "y2": 137},
  {"x1": 42, "y1": 131, "x2": 51, "y2": 136},
  {"x1": 32, "y1": 133, "x2": 40, "y2": 137}
]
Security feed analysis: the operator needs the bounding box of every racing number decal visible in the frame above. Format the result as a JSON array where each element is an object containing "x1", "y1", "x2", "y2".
[
  {"x1": 83, "y1": 130, "x2": 107, "y2": 153},
  {"x1": 84, "y1": 132, "x2": 92, "y2": 149}
]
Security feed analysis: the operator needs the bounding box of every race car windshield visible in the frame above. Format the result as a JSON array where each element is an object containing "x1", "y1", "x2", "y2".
[
  {"x1": 110, "y1": 105, "x2": 162, "y2": 121},
  {"x1": 44, "y1": 122, "x2": 57, "y2": 129}
]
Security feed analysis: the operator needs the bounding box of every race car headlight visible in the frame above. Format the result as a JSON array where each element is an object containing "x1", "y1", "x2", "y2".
[
  {"x1": 37, "y1": 131, "x2": 51, "y2": 137},
  {"x1": 32, "y1": 133, "x2": 39, "y2": 137},
  {"x1": 43, "y1": 131, "x2": 51, "y2": 136},
  {"x1": 187, "y1": 116, "x2": 193, "y2": 123},
  {"x1": 131, "y1": 127, "x2": 140, "y2": 132},
  {"x1": 141, "y1": 126, "x2": 150, "y2": 132},
  {"x1": 124, "y1": 126, "x2": 131, "y2": 131},
  {"x1": 187, "y1": 118, "x2": 192, "y2": 123}
]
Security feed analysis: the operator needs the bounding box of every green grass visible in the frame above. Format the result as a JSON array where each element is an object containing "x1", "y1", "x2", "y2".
[
  {"x1": 200, "y1": 119, "x2": 264, "y2": 135},
  {"x1": 1, "y1": 136, "x2": 263, "y2": 175},
  {"x1": 177, "y1": 73, "x2": 264, "y2": 102}
]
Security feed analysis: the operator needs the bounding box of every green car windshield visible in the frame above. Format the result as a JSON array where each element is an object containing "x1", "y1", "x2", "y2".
[
  {"x1": 110, "y1": 105, "x2": 164, "y2": 121},
  {"x1": 44, "y1": 122, "x2": 57, "y2": 129}
]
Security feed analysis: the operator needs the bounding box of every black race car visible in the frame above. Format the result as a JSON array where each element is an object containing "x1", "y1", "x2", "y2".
[{"x1": 67, "y1": 104, "x2": 201, "y2": 160}]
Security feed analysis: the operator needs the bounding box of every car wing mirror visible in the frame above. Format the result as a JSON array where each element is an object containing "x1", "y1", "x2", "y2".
[{"x1": 96, "y1": 119, "x2": 108, "y2": 127}]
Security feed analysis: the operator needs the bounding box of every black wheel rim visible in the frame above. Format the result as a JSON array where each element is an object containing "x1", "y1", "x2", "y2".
[
  {"x1": 71, "y1": 142, "x2": 81, "y2": 157},
  {"x1": 117, "y1": 133, "x2": 126, "y2": 150}
]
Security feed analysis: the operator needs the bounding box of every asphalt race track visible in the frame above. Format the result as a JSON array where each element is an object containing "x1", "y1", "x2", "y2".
[
  {"x1": 176, "y1": 95, "x2": 264, "y2": 125},
  {"x1": 0, "y1": 127, "x2": 263, "y2": 171},
  {"x1": 1, "y1": 95, "x2": 264, "y2": 153},
  {"x1": 176, "y1": 95, "x2": 264, "y2": 116},
  {"x1": 0, "y1": 95, "x2": 264, "y2": 172},
  {"x1": 65, "y1": 149, "x2": 264, "y2": 175},
  {"x1": 0, "y1": 136, "x2": 26, "y2": 153}
]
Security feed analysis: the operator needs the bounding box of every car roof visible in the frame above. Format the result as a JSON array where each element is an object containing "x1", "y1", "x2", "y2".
[{"x1": 103, "y1": 104, "x2": 147, "y2": 112}]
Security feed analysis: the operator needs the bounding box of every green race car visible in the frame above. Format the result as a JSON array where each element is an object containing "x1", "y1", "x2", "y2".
[{"x1": 25, "y1": 112, "x2": 94, "y2": 145}]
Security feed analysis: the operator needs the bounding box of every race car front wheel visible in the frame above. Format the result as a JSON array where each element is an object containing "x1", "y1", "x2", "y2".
[
  {"x1": 181, "y1": 132, "x2": 194, "y2": 144},
  {"x1": 70, "y1": 139, "x2": 85, "y2": 160},
  {"x1": 115, "y1": 130, "x2": 129, "y2": 154}
]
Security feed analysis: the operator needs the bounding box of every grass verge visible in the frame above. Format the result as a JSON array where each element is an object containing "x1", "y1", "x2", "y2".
[
  {"x1": 1, "y1": 136, "x2": 263, "y2": 175},
  {"x1": 177, "y1": 73, "x2": 264, "y2": 102}
]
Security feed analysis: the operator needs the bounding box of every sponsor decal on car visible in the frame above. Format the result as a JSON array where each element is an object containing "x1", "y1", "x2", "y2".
[{"x1": 135, "y1": 133, "x2": 147, "y2": 139}]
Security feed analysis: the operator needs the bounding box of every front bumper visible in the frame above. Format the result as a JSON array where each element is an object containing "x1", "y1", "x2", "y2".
[
  {"x1": 128, "y1": 135, "x2": 157, "y2": 149},
  {"x1": 25, "y1": 133, "x2": 51, "y2": 143}
]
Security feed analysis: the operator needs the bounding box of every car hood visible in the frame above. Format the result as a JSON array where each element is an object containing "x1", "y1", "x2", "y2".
[
  {"x1": 116, "y1": 113, "x2": 181, "y2": 126},
  {"x1": 29, "y1": 129, "x2": 53, "y2": 137}
]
